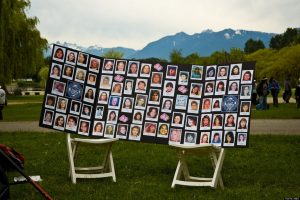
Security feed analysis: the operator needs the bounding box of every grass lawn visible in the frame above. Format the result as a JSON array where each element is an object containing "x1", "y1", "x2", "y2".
[
  {"x1": 1, "y1": 132, "x2": 299, "y2": 199},
  {"x1": 251, "y1": 103, "x2": 300, "y2": 119},
  {"x1": 7, "y1": 95, "x2": 44, "y2": 103}
]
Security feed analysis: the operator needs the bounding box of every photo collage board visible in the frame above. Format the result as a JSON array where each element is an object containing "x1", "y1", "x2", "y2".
[{"x1": 39, "y1": 44, "x2": 255, "y2": 148}]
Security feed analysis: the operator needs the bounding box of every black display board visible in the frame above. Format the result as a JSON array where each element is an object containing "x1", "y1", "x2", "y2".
[{"x1": 39, "y1": 44, "x2": 255, "y2": 148}]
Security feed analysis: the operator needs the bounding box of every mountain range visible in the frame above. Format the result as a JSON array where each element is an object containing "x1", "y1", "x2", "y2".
[{"x1": 46, "y1": 28, "x2": 276, "y2": 60}]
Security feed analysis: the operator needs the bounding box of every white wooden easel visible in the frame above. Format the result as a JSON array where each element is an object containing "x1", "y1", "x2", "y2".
[
  {"x1": 66, "y1": 133, "x2": 118, "y2": 184},
  {"x1": 170, "y1": 143, "x2": 225, "y2": 189}
]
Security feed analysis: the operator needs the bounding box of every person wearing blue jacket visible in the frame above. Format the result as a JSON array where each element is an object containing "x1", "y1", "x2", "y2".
[{"x1": 269, "y1": 77, "x2": 280, "y2": 107}]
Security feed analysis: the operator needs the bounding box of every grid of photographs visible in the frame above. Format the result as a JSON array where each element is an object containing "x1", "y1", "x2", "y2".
[{"x1": 39, "y1": 44, "x2": 255, "y2": 148}]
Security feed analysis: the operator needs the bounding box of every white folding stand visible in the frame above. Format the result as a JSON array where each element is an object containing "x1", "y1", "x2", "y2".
[
  {"x1": 170, "y1": 143, "x2": 225, "y2": 189},
  {"x1": 66, "y1": 133, "x2": 118, "y2": 184}
]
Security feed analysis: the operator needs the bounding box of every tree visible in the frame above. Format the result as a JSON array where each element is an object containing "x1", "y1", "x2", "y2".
[
  {"x1": 269, "y1": 28, "x2": 300, "y2": 49},
  {"x1": 38, "y1": 66, "x2": 49, "y2": 89},
  {"x1": 0, "y1": 0, "x2": 47, "y2": 86},
  {"x1": 102, "y1": 49, "x2": 124, "y2": 59},
  {"x1": 169, "y1": 49, "x2": 183, "y2": 64},
  {"x1": 244, "y1": 39, "x2": 265, "y2": 54}
]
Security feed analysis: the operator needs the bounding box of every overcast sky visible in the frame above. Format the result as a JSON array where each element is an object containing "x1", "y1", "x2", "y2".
[{"x1": 27, "y1": 0, "x2": 300, "y2": 50}]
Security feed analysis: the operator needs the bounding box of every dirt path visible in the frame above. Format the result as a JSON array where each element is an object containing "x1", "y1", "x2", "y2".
[{"x1": 0, "y1": 119, "x2": 299, "y2": 135}]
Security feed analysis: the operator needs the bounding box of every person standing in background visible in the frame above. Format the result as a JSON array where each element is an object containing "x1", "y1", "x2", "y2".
[
  {"x1": 283, "y1": 75, "x2": 292, "y2": 103},
  {"x1": 295, "y1": 78, "x2": 300, "y2": 109},
  {"x1": 269, "y1": 77, "x2": 280, "y2": 107},
  {"x1": 0, "y1": 86, "x2": 7, "y2": 120}
]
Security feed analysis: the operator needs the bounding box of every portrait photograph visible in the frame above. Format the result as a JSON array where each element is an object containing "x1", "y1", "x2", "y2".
[
  {"x1": 81, "y1": 104, "x2": 92, "y2": 119},
  {"x1": 211, "y1": 131, "x2": 222, "y2": 146},
  {"x1": 51, "y1": 80, "x2": 66, "y2": 96},
  {"x1": 185, "y1": 115, "x2": 198, "y2": 131},
  {"x1": 107, "y1": 110, "x2": 119, "y2": 124},
  {"x1": 212, "y1": 98, "x2": 222, "y2": 112},
  {"x1": 215, "y1": 80, "x2": 226, "y2": 95},
  {"x1": 166, "y1": 65, "x2": 178, "y2": 79},
  {"x1": 148, "y1": 89, "x2": 161, "y2": 105},
  {"x1": 145, "y1": 106, "x2": 160, "y2": 121},
  {"x1": 161, "y1": 98, "x2": 173, "y2": 113},
  {"x1": 89, "y1": 57, "x2": 101, "y2": 73},
  {"x1": 217, "y1": 65, "x2": 229, "y2": 80},
  {"x1": 135, "y1": 94, "x2": 148, "y2": 110},
  {"x1": 129, "y1": 124, "x2": 142, "y2": 141},
  {"x1": 122, "y1": 97, "x2": 134, "y2": 113},
  {"x1": 132, "y1": 110, "x2": 144, "y2": 124},
  {"x1": 92, "y1": 121, "x2": 105, "y2": 136},
  {"x1": 42, "y1": 109, "x2": 54, "y2": 126},
  {"x1": 144, "y1": 122, "x2": 157, "y2": 136},
  {"x1": 65, "y1": 50, "x2": 77, "y2": 65},
  {"x1": 237, "y1": 117, "x2": 249, "y2": 132},
  {"x1": 65, "y1": 115, "x2": 79, "y2": 132},
  {"x1": 53, "y1": 113, "x2": 66, "y2": 131},
  {"x1": 111, "y1": 82, "x2": 124, "y2": 96},
  {"x1": 189, "y1": 83, "x2": 202, "y2": 98},
  {"x1": 169, "y1": 128, "x2": 182, "y2": 144},
  {"x1": 50, "y1": 63, "x2": 62, "y2": 79},
  {"x1": 52, "y1": 46, "x2": 66, "y2": 62},
  {"x1": 87, "y1": 73, "x2": 97, "y2": 86},
  {"x1": 157, "y1": 123, "x2": 169, "y2": 138},
  {"x1": 83, "y1": 86, "x2": 96, "y2": 104},
  {"x1": 127, "y1": 61, "x2": 140, "y2": 77},
  {"x1": 228, "y1": 81, "x2": 240, "y2": 94},
  {"x1": 124, "y1": 79, "x2": 134, "y2": 95},
  {"x1": 240, "y1": 101, "x2": 251, "y2": 115},
  {"x1": 77, "y1": 120, "x2": 90, "y2": 136},
  {"x1": 99, "y1": 75, "x2": 113, "y2": 90},
  {"x1": 199, "y1": 132, "x2": 210, "y2": 144},
  {"x1": 74, "y1": 68, "x2": 87, "y2": 83},
  {"x1": 116, "y1": 123, "x2": 128, "y2": 139},
  {"x1": 151, "y1": 72, "x2": 163, "y2": 87},
  {"x1": 135, "y1": 78, "x2": 148, "y2": 93},
  {"x1": 184, "y1": 132, "x2": 197, "y2": 145},
  {"x1": 113, "y1": 60, "x2": 127, "y2": 74},
  {"x1": 223, "y1": 131, "x2": 236, "y2": 147},
  {"x1": 212, "y1": 114, "x2": 224, "y2": 130},
  {"x1": 140, "y1": 63, "x2": 152, "y2": 77},
  {"x1": 191, "y1": 65, "x2": 203, "y2": 80},
  {"x1": 77, "y1": 52, "x2": 89, "y2": 67},
  {"x1": 187, "y1": 99, "x2": 200, "y2": 114},
  {"x1": 241, "y1": 70, "x2": 253, "y2": 84},
  {"x1": 163, "y1": 80, "x2": 176, "y2": 97},
  {"x1": 201, "y1": 98, "x2": 212, "y2": 113},
  {"x1": 98, "y1": 90, "x2": 110, "y2": 104},
  {"x1": 205, "y1": 65, "x2": 216, "y2": 80},
  {"x1": 224, "y1": 113, "x2": 237, "y2": 130},
  {"x1": 95, "y1": 106, "x2": 104, "y2": 119},
  {"x1": 175, "y1": 95, "x2": 188, "y2": 110},
  {"x1": 102, "y1": 59, "x2": 115, "y2": 74},
  {"x1": 104, "y1": 124, "x2": 116, "y2": 138},
  {"x1": 204, "y1": 81, "x2": 214, "y2": 96},
  {"x1": 56, "y1": 97, "x2": 68, "y2": 113},
  {"x1": 229, "y1": 64, "x2": 242, "y2": 80},
  {"x1": 69, "y1": 100, "x2": 81, "y2": 115},
  {"x1": 45, "y1": 94, "x2": 57, "y2": 109},
  {"x1": 178, "y1": 71, "x2": 189, "y2": 85},
  {"x1": 62, "y1": 64, "x2": 74, "y2": 80},
  {"x1": 240, "y1": 85, "x2": 252, "y2": 99},
  {"x1": 108, "y1": 96, "x2": 122, "y2": 109},
  {"x1": 65, "y1": 81, "x2": 83, "y2": 101},
  {"x1": 171, "y1": 112, "x2": 185, "y2": 127},
  {"x1": 237, "y1": 133, "x2": 247, "y2": 146},
  {"x1": 200, "y1": 114, "x2": 212, "y2": 130}
]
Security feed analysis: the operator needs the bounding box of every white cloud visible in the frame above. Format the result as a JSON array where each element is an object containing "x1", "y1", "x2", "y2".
[{"x1": 28, "y1": 0, "x2": 300, "y2": 49}]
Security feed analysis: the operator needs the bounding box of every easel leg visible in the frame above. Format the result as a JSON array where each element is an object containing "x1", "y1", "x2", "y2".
[
  {"x1": 211, "y1": 149, "x2": 225, "y2": 190},
  {"x1": 66, "y1": 134, "x2": 76, "y2": 184}
]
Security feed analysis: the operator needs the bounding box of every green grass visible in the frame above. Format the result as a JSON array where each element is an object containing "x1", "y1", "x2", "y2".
[
  {"x1": 3, "y1": 103, "x2": 43, "y2": 121},
  {"x1": 251, "y1": 103, "x2": 300, "y2": 119},
  {"x1": 1, "y1": 132, "x2": 299, "y2": 199},
  {"x1": 7, "y1": 95, "x2": 44, "y2": 102}
]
